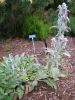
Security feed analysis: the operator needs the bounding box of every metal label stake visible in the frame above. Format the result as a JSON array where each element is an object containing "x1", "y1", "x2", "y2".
[
  {"x1": 29, "y1": 34, "x2": 36, "y2": 54},
  {"x1": 29, "y1": 34, "x2": 39, "y2": 64}
]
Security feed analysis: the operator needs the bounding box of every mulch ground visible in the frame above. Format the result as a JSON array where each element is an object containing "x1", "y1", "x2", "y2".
[{"x1": 0, "y1": 36, "x2": 75, "y2": 100}]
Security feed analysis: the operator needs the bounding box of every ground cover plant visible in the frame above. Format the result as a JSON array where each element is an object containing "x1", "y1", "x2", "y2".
[{"x1": 0, "y1": 2, "x2": 71, "y2": 100}]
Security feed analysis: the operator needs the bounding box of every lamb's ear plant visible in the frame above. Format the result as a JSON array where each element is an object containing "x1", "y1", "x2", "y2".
[
  {"x1": 0, "y1": 53, "x2": 48, "y2": 99},
  {"x1": 0, "y1": 53, "x2": 41, "y2": 99},
  {"x1": 45, "y1": 2, "x2": 71, "y2": 85}
]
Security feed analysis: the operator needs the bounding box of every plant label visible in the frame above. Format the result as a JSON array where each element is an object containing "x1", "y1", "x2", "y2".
[{"x1": 29, "y1": 34, "x2": 36, "y2": 40}]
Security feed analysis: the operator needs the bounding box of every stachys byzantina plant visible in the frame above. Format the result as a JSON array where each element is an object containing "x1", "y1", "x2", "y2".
[{"x1": 45, "y1": 3, "x2": 71, "y2": 80}]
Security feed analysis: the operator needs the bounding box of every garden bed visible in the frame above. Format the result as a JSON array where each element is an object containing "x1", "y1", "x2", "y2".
[{"x1": 0, "y1": 36, "x2": 75, "y2": 100}]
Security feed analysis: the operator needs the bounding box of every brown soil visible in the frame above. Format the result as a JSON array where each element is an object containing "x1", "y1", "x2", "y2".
[{"x1": 0, "y1": 36, "x2": 75, "y2": 100}]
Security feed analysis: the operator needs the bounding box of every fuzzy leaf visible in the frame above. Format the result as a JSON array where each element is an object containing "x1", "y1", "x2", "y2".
[
  {"x1": 44, "y1": 78, "x2": 57, "y2": 89},
  {"x1": 63, "y1": 51, "x2": 71, "y2": 57}
]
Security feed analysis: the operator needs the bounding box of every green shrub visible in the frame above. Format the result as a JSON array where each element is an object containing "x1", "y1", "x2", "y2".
[
  {"x1": 68, "y1": 2, "x2": 75, "y2": 15},
  {"x1": 69, "y1": 16, "x2": 75, "y2": 36},
  {"x1": 23, "y1": 15, "x2": 50, "y2": 40}
]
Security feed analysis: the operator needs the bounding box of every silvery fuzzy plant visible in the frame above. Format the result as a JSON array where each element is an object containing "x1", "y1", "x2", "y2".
[{"x1": 46, "y1": 3, "x2": 71, "y2": 70}]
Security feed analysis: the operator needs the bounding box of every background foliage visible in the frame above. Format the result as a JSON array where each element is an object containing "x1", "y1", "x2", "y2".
[
  {"x1": 0, "y1": 0, "x2": 75, "y2": 39},
  {"x1": 23, "y1": 15, "x2": 50, "y2": 40}
]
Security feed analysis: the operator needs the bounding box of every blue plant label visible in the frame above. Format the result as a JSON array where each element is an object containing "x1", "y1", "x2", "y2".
[{"x1": 29, "y1": 34, "x2": 36, "y2": 39}]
